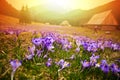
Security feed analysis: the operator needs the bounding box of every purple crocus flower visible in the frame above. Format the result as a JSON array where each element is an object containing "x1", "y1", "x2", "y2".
[
  {"x1": 110, "y1": 63, "x2": 120, "y2": 73},
  {"x1": 36, "y1": 49, "x2": 43, "y2": 57},
  {"x1": 46, "y1": 58, "x2": 52, "y2": 67},
  {"x1": 10, "y1": 59, "x2": 22, "y2": 72},
  {"x1": 44, "y1": 36, "x2": 55, "y2": 51},
  {"x1": 82, "y1": 42, "x2": 88, "y2": 50},
  {"x1": 44, "y1": 37, "x2": 55, "y2": 44},
  {"x1": 87, "y1": 42, "x2": 98, "y2": 52},
  {"x1": 90, "y1": 54, "x2": 99, "y2": 66},
  {"x1": 58, "y1": 61, "x2": 70, "y2": 72},
  {"x1": 56, "y1": 59, "x2": 70, "y2": 71},
  {"x1": 87, "y1": 46, "x2": 92, "y2": 52},
  {"x1": 61, "y1": 61, "x2": 70, "y2": 69},
  {"x1": 101, "y1": 64, "x2": 109, "y2": 73},
  {"x1": 103, "y1": 40, "x2": 112, "y2": 48},
  {"x1": 25, "y1": 45, "x2": 35, "y2": 60},
  {"x1": 97, "y1": 40, "x2": 105, "y2": 50},
  {"x1": 28, "y1": 45, "x2": 35, "y2": 55},
  {"x1": 100, "y1": 60, "x2": 109, "y2": 73},
  {"x1": 10, "y1": 59, "x2": 22, "y2": 80},
  {"x1": 100, "y1": 45, "x2": 104, "y2": 50},
  {"x1": 32, "y1": 38, "x2": 43, "y2": 46},
  {"x1": 101, "y1": 60, "x2": 107, "y2": 65},
  {"x1": 63, "y1": 43, "x2": 72, "y2": 51},
  {"x1": 25, "y1": 54, "x2": 34, "y2": 60},
  {"x1": 111, "y1": 43, "x2": 119, "y2": 51},
  {"x1": 81, "y1": 60, "x2": 90, "y2": 68},
  {"x1": 47, "y1": 44, "x2": 54, "y2": 52},
  {"x1": 60, "y1": 38, "x2": 72, "y2": 51},
  {"x1": 56, "y1": 59, "x2": 65, "y2": 66}
]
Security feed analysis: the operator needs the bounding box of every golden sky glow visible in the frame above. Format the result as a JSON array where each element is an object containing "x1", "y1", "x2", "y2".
[{"x1": 7, "y1": 0, "x2": 114, "y2": 11}]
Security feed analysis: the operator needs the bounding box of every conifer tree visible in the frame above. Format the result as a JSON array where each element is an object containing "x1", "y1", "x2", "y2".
[{"x1": 19, "y1": 5, "x2": 31, "y2": 24}]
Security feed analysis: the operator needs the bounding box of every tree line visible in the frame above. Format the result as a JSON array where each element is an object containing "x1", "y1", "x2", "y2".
[{"x1": 19, "y1": 5, "x2": 31, "y2": 24}]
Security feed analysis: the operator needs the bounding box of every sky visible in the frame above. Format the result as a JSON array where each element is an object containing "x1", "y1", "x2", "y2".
[{"x1": 7, "y1": 0, "x2": 114, "y2": 11}]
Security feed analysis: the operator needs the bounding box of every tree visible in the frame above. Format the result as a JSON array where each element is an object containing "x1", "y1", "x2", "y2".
[{"x1": 19, "y1": 5, "x2": 31, "y2": 24}]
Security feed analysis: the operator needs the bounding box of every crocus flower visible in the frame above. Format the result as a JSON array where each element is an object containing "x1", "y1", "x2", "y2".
[
  {"x1": 28, "y1": 45, "x2": 35, "y2": 56},
  {"x1": 32, "y1": 38, "x2": 43, "y2": 46},
  {"x1": 44, "y1": 37, "x2": 55, "y2": 44},
  {"x1": 111, "y1": 43, "x2": 119, "y2": 51},
  {"x1": 25, "y1": 45, "x2": 35, "y2": 60},
  {"x1": 58, "y1": 61, "x2": 70, "y2": 72},
  {"x1": 25, "y1": 54, "x2": 34, "y2": 60},
  {"x1": 43, "y1": 36, "x2": 55, "y2": 51},
  {"x1": 82, "y1": 42, "x2": 88, "y2": 50},
  {"x1": 56, "y1": 59, "x2": 70, "y2": 71},
  {"x1": 10, "y1": 59, "x2": 22, "y2": 80},
  {"x1": 56, "y1": 59, "x2": 64, "y2": 66},
  {"x1": 46, "y1": 58, "x2": 52, "y2": 67},
  {"x1": 100, "y1": 45, "x2": 104, "y2": 50},
  {"x1": 61, "y1": 62, "x2": 70, "y2": 69},
  {"x1": 81, "y1": 60, "x2": 90, "y2": 68},
  {"x1": 10, "y1": 59, "x2": 22, "y2": 72},
  {"x1": 100, "y1": 60, "x2": 109, "y2": 73},
  {"x1": 87, "y1": 42, "x2": 98, "y2": 52},
  {"x1": 47, "y1": 44, "x2": 54, "y2": 52},
  {"x1": 36, "y1": 49, "x2": 43, "y2": 57},
  {"x1": 62, "y1": 43, "x2": 72, "y2": 51},
  {"x1": 110, "y1": 63, "x2": 120, "y2": 73},
  {"x1": 90, "y1": 54, "x2": 99, "y2": 66},
  {"x1": 60, "y1": 38, "x2": 72, "y2": 51},
  {"x1": 101, "y1": 64, "x2": 109, "y2": 73},
  {"x1": 103, "y1": 40, "x2": 112, "y2": 48},
  {"x1": 87, "y1": 46, "x2": 92, "y2": 52},
  {"x1": 101, "y1": 60, "x2": 107, "y2": 65}
]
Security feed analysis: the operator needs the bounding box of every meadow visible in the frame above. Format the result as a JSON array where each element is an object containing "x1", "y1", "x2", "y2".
[{"x1": 0, "y1": 24, "x2": 120, "y2": 80}]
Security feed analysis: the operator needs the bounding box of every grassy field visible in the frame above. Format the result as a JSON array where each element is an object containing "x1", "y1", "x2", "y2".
[
  {"x1": 0, "y1": 24, "x2": 120, "y2": 80},
  {"x1": 1, "y1": 23, "x2": 120, "y2": 40}
]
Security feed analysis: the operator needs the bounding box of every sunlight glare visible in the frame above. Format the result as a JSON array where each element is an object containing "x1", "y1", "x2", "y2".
[{"x1": 44, "y1": 0, "x2": 73, "y2": 12}]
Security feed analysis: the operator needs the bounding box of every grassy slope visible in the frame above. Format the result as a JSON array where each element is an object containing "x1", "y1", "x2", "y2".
[{"x1": 0, "y1": 14, "x2": 19, "y2": 24}]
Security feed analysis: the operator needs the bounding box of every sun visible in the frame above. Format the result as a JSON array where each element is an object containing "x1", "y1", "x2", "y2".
[
  {"x1": 44, "y1": 0, "x2": 73, "y2": 12},
  {"x1": 48, "y1": 0, "x2": 66, "y2": 6}
]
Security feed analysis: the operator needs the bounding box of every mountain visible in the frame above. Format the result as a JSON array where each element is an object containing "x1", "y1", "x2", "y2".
[
  {"x1": 65, "y1": 0, "x2": 120, "y2": 26},
  {"x1": 0, "y1": 0, "x2": 19, "y2": 18},
  {"x1": 30, "y1": 4, "x2": 87, "y2": 25},
  {"x1": 30, "y1": 4, "x2": 68, "y2": 24},
  {"x1": 64, "y1": 9, "x2": 89, "y2": 26},
  {"x1": 28, "y1": 0, "x2": 120, "y2": 26}
]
